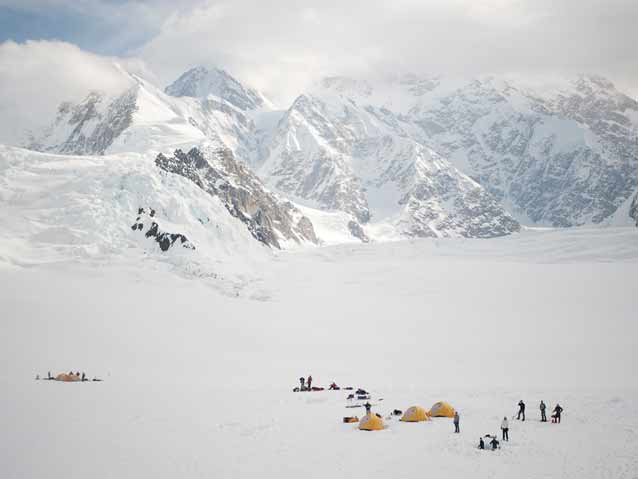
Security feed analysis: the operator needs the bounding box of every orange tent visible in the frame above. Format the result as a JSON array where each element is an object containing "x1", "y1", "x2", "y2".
[{"x1": 55, "y1": 373, "x2": 80, "y2": 382}]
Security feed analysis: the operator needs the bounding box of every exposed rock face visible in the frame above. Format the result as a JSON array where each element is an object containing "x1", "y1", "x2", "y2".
[
  {"x1": 29, "y1": 88, "x2": 137, "y2": 155},
  {"x1": 131, "y1": 207, "x2": 195, "y2": 252},
  {"x1": 397, "y1": 150, "x2": 521, "y2": 238},
  {"x1": 259, "y1": 94, "x2": 370, "y2": 223},
  {"x1": 347, "y1": 220, "x2": 369, "y2": 243},
  {"x1": 630, "y1": 192, "x2": 638, "y2": 227},
  {"x1": 407, "y1": 75, "x2": 638, "y2": 226},
  {"x1": 155, "y1": 146, "x2": 318, "y2": 249},
  {"x1": 165, "y1": 66, "x2": 271, "y2": 111},
  {"x1": 258, "y1": 87, "x2": 520, "y2": 238}
]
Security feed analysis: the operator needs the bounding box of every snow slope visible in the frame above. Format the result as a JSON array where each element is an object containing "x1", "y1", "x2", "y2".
[
  {"x1": 1, "y1": 227, "x2": 637, "y2": 479},
  {"x1": 0, "y1": 144, "x2": 270, "y2": 289}
]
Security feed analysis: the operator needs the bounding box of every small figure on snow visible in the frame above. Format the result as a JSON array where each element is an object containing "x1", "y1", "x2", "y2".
[
  {"x1": 552, "y1": 403, "x2": 563, "y2": 423},
  {"x1": 364, "y1": 402, "x2": 372, "y2": 414},
  {"x1": 299, "y1": 377, "x2": 306, "y2": 391},
  {"x1": 501, "y1": 417, "x2": 509, "y2": 441},
  {"x1": 307, "y1": 375, "x2": 312, "y2": 390},
  {"x1": 453, "y1": 411, "x2": 460, "y2": 433},
  {"x1": 478, "y1": 437, "x2": 485, "y2": 449},
  {"x1": 329, "y1": 382, "x2": 339, "y2": 390},
  {"x1": 540, "y1": 400, "x2": 547, "y2": 422},
  {"x1": 490, "y1": 436, "x2": 500, "y2": 450},
  {"x1": 517, "y1": 400, "x2": 526, "y2": 421}
]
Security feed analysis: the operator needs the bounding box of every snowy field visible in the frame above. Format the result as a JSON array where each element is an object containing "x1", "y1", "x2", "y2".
[{"x1": 1, "y1": 227, "x2": 638, "y2": 478}]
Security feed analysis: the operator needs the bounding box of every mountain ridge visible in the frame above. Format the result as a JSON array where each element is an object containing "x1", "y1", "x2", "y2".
[{"x1": 22, "y1": 66, "x2": 638, "y2": 238}]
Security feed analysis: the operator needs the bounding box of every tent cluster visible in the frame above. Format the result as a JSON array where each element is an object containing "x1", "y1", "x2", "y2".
[
  {"x1": 36, "y1": 371, "x2": 102, "y2": 382},
  {"x1": 357, "y1": 401, "x2": 456, "y2": 431}
]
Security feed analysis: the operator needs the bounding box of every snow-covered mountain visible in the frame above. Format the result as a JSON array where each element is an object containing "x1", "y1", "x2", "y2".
[
  {"x1": 23, "y1": 65, "x2": 638, "y2": 243},
  {"x1": 258, "y1": 73, "x2": 638, "y2": 232},
  {"x1": 156, "y1": 145, "x2": 318, "y2": 249},
  {"x1": 27, "y1": 68, "x2": 270, "y2": 162},
  {"x1": 257, "y1": 79, "x2": 520, "y2": 238},
  {"x1": 400, "y1": 74, "x2": 638, "y2": 227},
  {"x1": 165, "y1": 66, "x2": 273, "y2": 112}
]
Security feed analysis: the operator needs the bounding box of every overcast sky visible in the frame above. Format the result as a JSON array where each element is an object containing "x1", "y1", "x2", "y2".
[{"x1": 0, "y1": 0, "x2": 637, "y2": 141}]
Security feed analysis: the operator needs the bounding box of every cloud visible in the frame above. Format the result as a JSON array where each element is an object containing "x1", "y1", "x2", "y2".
[
  {"x1": 0, "y1": 40, "x2": 133, "y2": 144},
  {"x1": 137, "y1": 0, "x2": 638, "y2": 104}
]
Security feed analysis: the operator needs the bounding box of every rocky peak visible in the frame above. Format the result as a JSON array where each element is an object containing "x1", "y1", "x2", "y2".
[
  {"x1": 155, "y1": 146, "x2": 318, "y2": 249},
  {"x1": 28, "y1": 87, "x2": 138, "y2": 155},
  {"x1": 318, "y1": 76, "x2": 373, "y2": 97},
  {"x1": 164, "y1": 66, "x2": 271, "y2": 112}
]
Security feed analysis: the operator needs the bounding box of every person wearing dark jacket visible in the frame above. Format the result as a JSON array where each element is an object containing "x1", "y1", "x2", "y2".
[
  {"x1": 364, "y1": 402, "x2": 372, "y2": 414},
  {"x1": 490, "y1": 436, "x2": 499, "y2": 450},
  {"x1": 517, "y1": 400, "x2": 526, "y2": 421},
  {"x1": 540, "y1": 400, "x2": 547, "y2": 422},
  {"x1": 307, "y1": 375, "x2": 312, "y2": 390},
  {"x1": 552, "y1": 404, "x2": 563, "y2": 423},
  {"x1": 299, "y1": 377, "x2": 305, "y2": 391},
  {"x1": 453, "y1": 411, "x2": 460, "y2": 433},
  {"x1": 478, "y1": 437, "x2": 485, "y2": 449}
]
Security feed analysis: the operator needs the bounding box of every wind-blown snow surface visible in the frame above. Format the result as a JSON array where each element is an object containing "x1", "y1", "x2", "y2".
[{"x1": 1, "y1": 227, "x2": 637, "y2": 478}]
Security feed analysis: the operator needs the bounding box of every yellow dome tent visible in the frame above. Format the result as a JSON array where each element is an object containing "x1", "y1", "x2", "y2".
[
  {"x1": 55, "y1": 373, "x2": 80, "y2": 382},
  {"x1": 400, "y1": 406, "x2": 430, "y2": 422},
  {"x1": 359, "y1": 413, "x2": 385, "y2": 431},
  {"x1": 429, "y1": 401, "x2": 455, "y2": 418}
]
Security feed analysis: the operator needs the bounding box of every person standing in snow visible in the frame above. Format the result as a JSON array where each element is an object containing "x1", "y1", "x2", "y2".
[
  {"x1": 307, "y1": 375, "x2": 312, "y2": 390},
  {"x1": 501, "y1": 417, "x2": 509, "y2": 441},
  {"x1": 517, "y1": 400, "x2": 526, "y2": 421},
  {"x1": 453, "y1": 411, "x2": 460, "y2": 433},
  {"x1": 299, "y1": 377, "x2": 305, "y2": 391},
  {"x1": 364, "y1": 402, "x2": 372, "y2": 414},
  {"x1": 490, "y1": 436, "x2": 500, "y2": 450},
  {"x1": 540, "y1": 400, "x2": 547, "y2": 422},
  {"x1": 552, "y1": 404, "x2": 563, "y2": 423},
  {"x1": 478, "y1": 437, "x2": 485, "y2": 449}
]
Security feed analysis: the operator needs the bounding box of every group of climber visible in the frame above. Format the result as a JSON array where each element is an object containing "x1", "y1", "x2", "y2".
[
  {"x1": 478, "y1": 435, "x2": 500, "y2": 451},
  {"x1": 293, "y1": 375, "x2": 354, "y2": 392},
  {"x1": 477, "y1": 399, "x2": 565, "y2": 450},
  {"x1": 516, "y1": 399, "x2": 563, "y2": 423}
]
